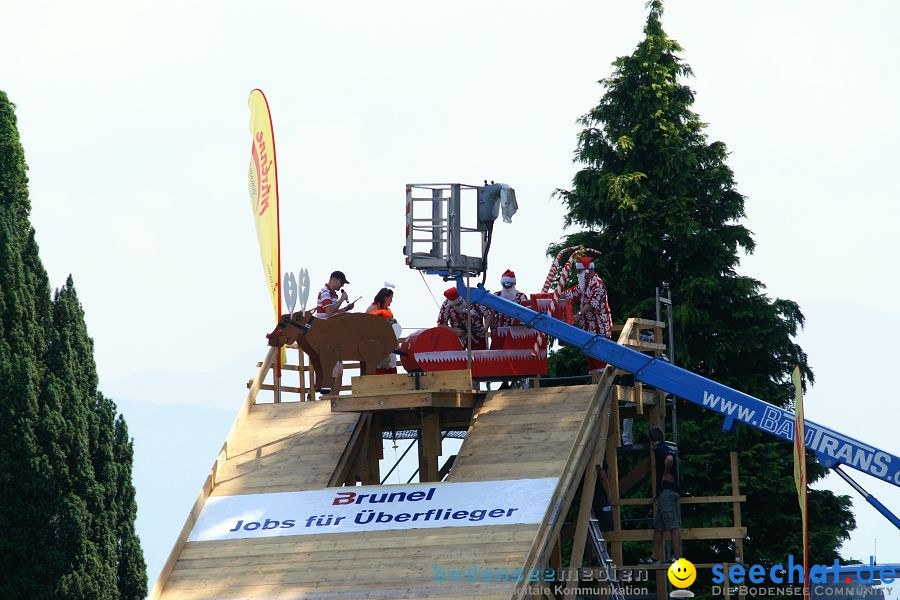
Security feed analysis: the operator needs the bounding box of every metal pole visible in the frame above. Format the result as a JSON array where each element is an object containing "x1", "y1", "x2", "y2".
[
  {"x1": 667, "y1": 288, "x2": 676, "y2": 445},
  {"x1": 449, "y1": 184, "x2": 462, "y2": 270},
  {"x1": 381, "y1": 439, "x2": 417, "y2": 485},
  {"x1": 832, "y1": 465, "x2": 900, "y2": 530},
  {"x1": 466, "y1": 274, "x2": 473, "y2": 372},
  {"x1": 431, "y1": 188, "x2": 442, "y2": 258}
]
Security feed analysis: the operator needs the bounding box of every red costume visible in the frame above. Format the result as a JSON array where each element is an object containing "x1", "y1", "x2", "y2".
[
  {"x1": 491, "y1": 269, "x2": 530, "y2": 328},
  {"x1": 564, "y1": 257, "x2": 613, "y2": 371},
  {"x1": 437, "y1": 288, "x2": 488, "y2": 350}
]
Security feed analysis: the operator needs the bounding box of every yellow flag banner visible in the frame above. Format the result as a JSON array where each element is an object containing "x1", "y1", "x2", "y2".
[
  {"x1": 247, "y1": 89, "x2": 281, "y2": 321},
  {"x1": 791, "y1": 366, "x2": 809, "y2": 600}
]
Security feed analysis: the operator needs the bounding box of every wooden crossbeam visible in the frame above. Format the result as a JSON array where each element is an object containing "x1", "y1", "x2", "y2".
[
  {"x1": 330, "y1": 390, "x2": 478, "y2": 412},
  {"x1": 603, "y1": 526, "x2": 747, "y2": 542},
  {"x1": 618, "y1": 495, "x2": 747, "y2": 506}
]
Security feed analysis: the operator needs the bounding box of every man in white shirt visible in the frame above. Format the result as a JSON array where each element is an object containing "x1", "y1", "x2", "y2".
[{"x1": 314, "y1": 270, "x2": 355, "y2": 395}]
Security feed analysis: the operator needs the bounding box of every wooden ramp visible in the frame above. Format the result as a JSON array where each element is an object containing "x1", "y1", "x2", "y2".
[{"x1": 152, "y1": 371, "x2": 613, "y2": 599}]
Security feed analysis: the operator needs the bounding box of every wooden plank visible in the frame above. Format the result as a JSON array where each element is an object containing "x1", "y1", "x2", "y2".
[
  {"x1": 617, "y1": 495, "x2": 747, "y2": 506},
  {"x1": 616, "y1": 385, "x2": 660, "y2": 407},
  {"x1": 416, "y1": 369, "x2": 473, "y2": 391},
  {"x1": 350, "y1": 369, "x2": 472, "y2": 395},
  {"x1": 618, "y1": 458, "x2": 650, "y2": 496},
  {"x1": 255, "y1": 382, "x2": 304, "y2": 394},
  {"x1": 178, "y1": 540, "x2": 530, "y2": 566},
  {"x1": 328, "y1": 413, "x2": 370, "y2": 487},
  {"x1": 603, "y1": 527, "x2": 747, "y2": 542},
  {"x1": 350, "y1": 372, "x2": 413, "y2": 394},
  {"x1": 622, "y1": 339, "x2": 668, "y2": 352},
  {"x1": 607, "y1": 430, "x2": 624, "y2": 567},
  {"x1": 330, "y1": 391, "x2": 478, "y2": 412},
  {"x1": 418, "y1": 409, "x2": 441, "y2": 482},
  {"x1": 570, "y1": 395, "x2": 612, "y2": 569}
]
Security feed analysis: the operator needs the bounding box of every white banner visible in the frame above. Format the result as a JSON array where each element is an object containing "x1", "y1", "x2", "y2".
[{"x1": 188, "y1": 478, "x2": 557, "y2": 542}]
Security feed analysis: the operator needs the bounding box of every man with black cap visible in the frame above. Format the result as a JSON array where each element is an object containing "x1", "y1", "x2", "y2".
[
  {"x1": 314, "y1": 270, "x2": 355, "y2": 396},
  {"x1": 316, "y1": 270, "x2": 355, "y2": 319}
]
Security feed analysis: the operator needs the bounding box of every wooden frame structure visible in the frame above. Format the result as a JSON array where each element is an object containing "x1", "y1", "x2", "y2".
[
  {"x1": 554, "y1": 318, "x2": 747, "y2": 600},
  {"x1": 153, "y1": 317, "x2": 747, "y2": 599}
]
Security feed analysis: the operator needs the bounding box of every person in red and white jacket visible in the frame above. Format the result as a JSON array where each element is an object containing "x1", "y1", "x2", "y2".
[
  {"x1": 486, "y1": 269, "x2": 530, "y2": 348},
  {"x1": 437, "y1": 287, "x2": 489, "y2": 350},
  {"x1": 564, "y1": 257, "x2": 613, "y2": 380},
  {"x1": 492, "y1": 269, "x2": 530, "y2": 326}
]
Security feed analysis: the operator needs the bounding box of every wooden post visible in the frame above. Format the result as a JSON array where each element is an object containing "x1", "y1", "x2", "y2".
[
  {"x1": 731, "y1": 450, "x2": 745, "y2": 600},
  {"x1": 607, "y1": 431, "x2": 623, "y2": 566},
  {"x1": 363, "y1": 413, "x2": 382, "y2": 484},
  {"x1": 297, "y1": 346, "x2": 306, "y2": 402},
  {"x1": 418, "y1": 408, "x2": 441, "y2": 482},
  {"x1": 570, "y1": 388, "x2": 613, "y2": 570},
  {"x1": 656, "y1": 570, "x2": 668, "y2": 600}
]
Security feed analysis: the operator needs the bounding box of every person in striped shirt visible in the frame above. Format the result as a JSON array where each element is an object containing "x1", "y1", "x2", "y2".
[
  {"x1": 314, "y1": 270, "x2": 355, "y2": 396},
  {"x1": 316, "y1": 270, "x2": 355, "y2": 319}
]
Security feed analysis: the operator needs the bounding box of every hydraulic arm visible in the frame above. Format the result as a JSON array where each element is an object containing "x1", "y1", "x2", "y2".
[{"x1": 459, "y1": 279, "x2": 900, "y2": 490}]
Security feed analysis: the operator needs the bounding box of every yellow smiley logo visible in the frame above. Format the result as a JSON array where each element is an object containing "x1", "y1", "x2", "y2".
[{"x1": 668, "y1": 558, "x2": 697, "y2": 588}]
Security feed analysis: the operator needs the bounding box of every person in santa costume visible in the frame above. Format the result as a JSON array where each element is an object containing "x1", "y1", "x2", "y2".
[
  {"x1": 488, "y1": 269, "x2": 531, "y2": 348},
  {"x1": 564, "y1": 256, "x2": 613, "y2": 380},
  {"x1": 437, "y1": 287, "x2": 489, "y2": 350}
]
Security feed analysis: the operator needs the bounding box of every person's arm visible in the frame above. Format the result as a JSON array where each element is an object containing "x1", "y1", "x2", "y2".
[
  {"x1": 438, "y1": 304, "x2": 464, "y2": 337},
  {"x1": 322, "y1": 290, "x2": 346, "y2": 317},
  {"x1": 483, "y1": 309, "x2": 494, "y2": 331},
  {"x1": 662, "y1": 454, "x2": 675, "y2": 483}
]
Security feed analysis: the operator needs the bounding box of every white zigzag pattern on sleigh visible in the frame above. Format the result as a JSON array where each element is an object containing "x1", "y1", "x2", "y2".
[
  {"x1": 415, "y1": 349, "x2": 548, "y2": 364},
  {"x1": 493, "y1": 326, "x2": 537, "y2": 340}
]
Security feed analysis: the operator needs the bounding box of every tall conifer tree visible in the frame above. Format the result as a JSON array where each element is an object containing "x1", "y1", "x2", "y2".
[
  {"x1": 551, "y1": 1, "x2": 854, "y2": 571},
  {"x1": 0, "y1": 91, "x2": 147, "y2": 598}
]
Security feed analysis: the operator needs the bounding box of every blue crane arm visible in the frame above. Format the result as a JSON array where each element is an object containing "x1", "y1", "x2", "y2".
[{"x1": 459, "y1": 279, "x2": 900, "y2": 488}]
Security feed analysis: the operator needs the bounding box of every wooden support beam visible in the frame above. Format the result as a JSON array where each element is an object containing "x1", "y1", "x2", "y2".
[
  {"x1": 351, "y1": 369, "x2": 472, "y2": 395},
  {"x1": 330, "y1": 390, "x2": 478, "y2": 412},
  {"x1": 602, "y1": 526, "x2": 747, "y2": 542},
  {"x1": 254, "y1": 383, "x2": 304, "y2": 394},
  {"x1": 362, "y1": 413, "x2": 382, "y2": 485},
  {"x1": 417, "y1": 408, "x2": 441, "y2": 482},
  {"x1": 618, "y1": 495, "x2": 747, "y2": 506},
  {"x1": 635, "y1": 379, "x2": 644, "y2": 415},
  {"x1": 607, "y1": 404, "x2": 624, "y2": 567},
  {"x1": 328, "y1": 413, "x2": 370, "y2": 487},
  {"x1": 569, "y1": 387, "x2": 613, "y2": 570},
  {"x1": 618, "y1": 458, "x2": 650, "y2": 497},
  {"x1": 731, "y1": 451, "x2": 745, "y2": 567}
]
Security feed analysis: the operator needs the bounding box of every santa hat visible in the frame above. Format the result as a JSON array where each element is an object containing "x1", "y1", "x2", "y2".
[
  {"x1": 444, "y1": 287, "x2": 464, "y2": 305},
  {"x1": 576, "y1": 257, "x2": 595, "y2": 271},
  {"x1": 500, "y1": 269, "x2": 516, "y2": 286}
]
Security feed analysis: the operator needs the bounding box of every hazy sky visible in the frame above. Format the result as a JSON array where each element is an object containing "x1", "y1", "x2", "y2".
[{"x1": 3, "y1": 0, "x2": 898, "y2": 594}]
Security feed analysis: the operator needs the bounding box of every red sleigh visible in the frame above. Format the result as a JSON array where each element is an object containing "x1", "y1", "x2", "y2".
[{"x1": 400, "y1": 293, "x2": 574, "y2": 378}]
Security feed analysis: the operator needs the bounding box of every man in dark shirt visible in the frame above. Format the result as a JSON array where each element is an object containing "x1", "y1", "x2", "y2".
[{"x1": 647, "y1": 427, "x2": 682, "y2": 563}]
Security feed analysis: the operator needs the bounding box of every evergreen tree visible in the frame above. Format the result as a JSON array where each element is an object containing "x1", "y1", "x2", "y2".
[
  {"x1": 110, "y1": 409, "x2": 147, "y2": 599},
  {"x1": 550, "y1": 0, "x2": 854, "y2": 573},
  {"x1": 0, "y1": 91, "x2": 147, "y2": 598},
  {"x1": 0, "y1": 88, "x2": 59, "y2": 598}
]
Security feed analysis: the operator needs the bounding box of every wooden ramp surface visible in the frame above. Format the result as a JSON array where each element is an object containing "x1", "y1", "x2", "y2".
[{"x1": 156, "y1": 385, "x2": 603, "y2": 600}]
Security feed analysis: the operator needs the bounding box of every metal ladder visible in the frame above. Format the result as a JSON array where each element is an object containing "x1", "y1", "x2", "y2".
[{"x1": 589, "y1": 513, "x2": 626, "y2": 600}]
